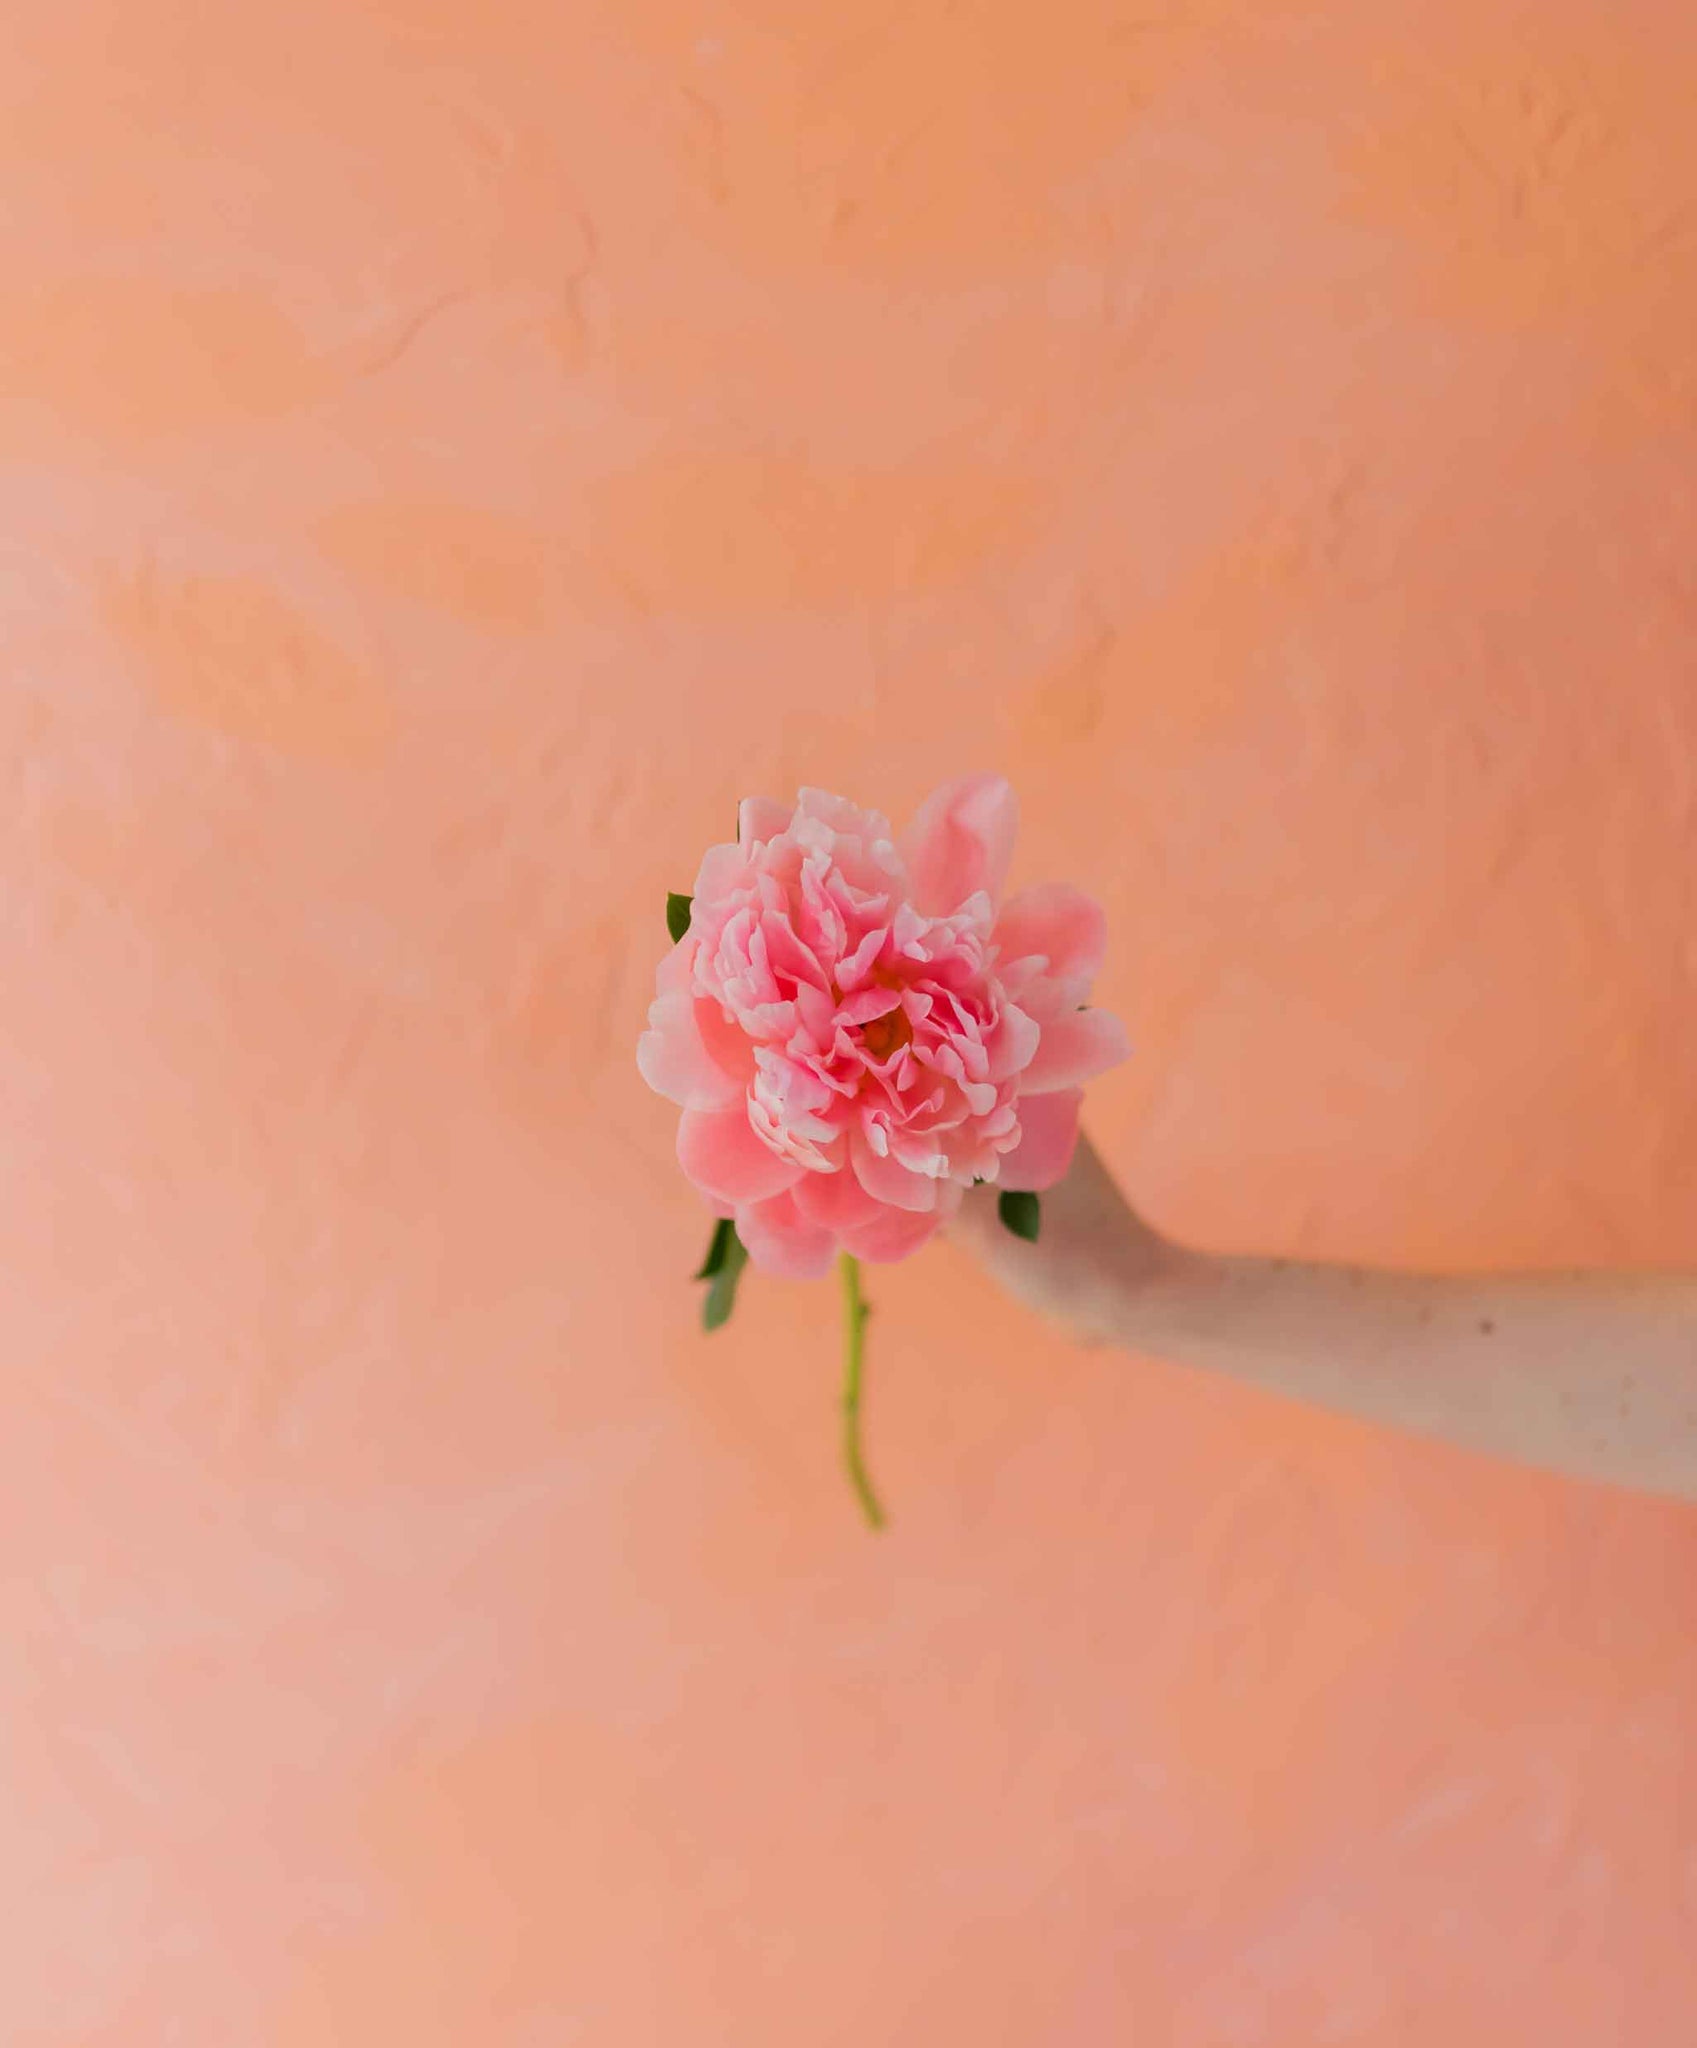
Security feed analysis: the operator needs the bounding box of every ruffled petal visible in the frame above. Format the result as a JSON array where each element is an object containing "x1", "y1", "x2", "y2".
[
  {"x1": 791, "y1": 1162, "x2": 886, "y2": 1233},
  {"x1": 899, "y1": 774, "x2": 1018, "y2": 916},
  {"x1": 738, "y1": 794, "x2": 793, "y2": 846},
  {"x1": 831, "y1": 1180, "x2": 960, "y2": 1262},
  {"x1": 836, "y1": 1204, "x2": 946, "y2": 1264},
  {"x1": 793, "y1": 786, "x2": 895, "y2": 843},
  {"x1": 984, "y1": 1000, "x2": 1041, "y2": 1082},
  {"x1": 1020, "y1": 1008, "x2": 1131, "y2": 1094},
  {"x1": 735, "y1": 1188, "x2": 838, "y2": 1278},
  {"x1": 656, "y1": 933, "x2": 697, "y2": 995},
  {"x1": 636, "y1": 989, "x2": 744, "y2": 1111},
  {"x1": 992, "y1": 882, "x2": 1107, "y2": 986},
  {"x1": 849, "y1": 1125, "x2": 941, "y2": 1212},
  {"x1": 694, "y1": 996, "x2": 757, "y2": 1086},
  {"x1": 691, "y1": 839, "x2": 753, "y2": 904},
  {"x1": 677, "y1": 1103, "x2": 803, "y2": 1204},
  {"x1": 999, "y1": 1087, "x2": 1083, "y2": 1191}
]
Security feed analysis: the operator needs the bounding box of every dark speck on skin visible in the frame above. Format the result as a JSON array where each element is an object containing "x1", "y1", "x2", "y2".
[{"x1": 1478, "y1": 1318, "x2": 1495, "y2": 1335}]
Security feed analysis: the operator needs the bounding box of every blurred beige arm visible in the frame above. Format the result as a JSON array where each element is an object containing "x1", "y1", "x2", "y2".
[{"x1": 950, "y1": 1133, "x2": 1697, "y2": 1502}]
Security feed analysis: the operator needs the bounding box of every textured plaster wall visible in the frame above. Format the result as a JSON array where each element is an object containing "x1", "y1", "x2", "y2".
[{"x1": 4, "y1": 0, "x2": 1697, "y2": 2040}]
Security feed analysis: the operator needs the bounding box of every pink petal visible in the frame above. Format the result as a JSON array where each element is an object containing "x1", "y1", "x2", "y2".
[
  {"x1": 836, "y1": 1204, "x2": 946, "y2": 1264},
  {"x1": 694, "y1": 996, "x2": 757, "y2": 1086},
  {"x1": 792, "y1": 1163, "x2": 885, "y2": 1233},
  {"x1": 999, "y1": 1087, "x2": 1084, "y2": 1191},
  {"x1": 656, "y1": 933, "x2": 698, "y2": 995},
  {"x1": 888, "y1": 1127, "x2": 950, "y2": 1177},
  {"x1": 761, "y1": 913, "x2": 830, "y2": 993},
  {"x1": 899, "y1": 773, "x2": 1019, "y2": 916},
  {"x1": 738, "y1": 794, "x2": 792, "y2": 845},
  {"x1": 735, "y1": 1189, "x2": 837, "y2": 1278},
  {"x1": 849, "y1": 1126, "x2": 941, "y2": 1213},
  {"x1": 677, "y1": 1103, "x2": 803, "y2": 1204},
  {"x1": 984, "y1": 1000, "x2": 1042, "y2": 1082},
  {"x1": 829, "y1": 926, "x2": 880, "y2": 993},
  {"x1": 836, "y1": 986, "x2": 902, "y2": 1028},
  {"x1": 793, "y1": 786, "x2": 893, "y2": 841},
  {"x1": 1020, "y1": 1008, "x2": 1131, "y2": 1094},
  {"x1": 692, "y1": 839, "x2": 752, "y2": 903},
  {"x1": 637, "y1": 990, "x2": 744, "y2": 1111},
  {"x1": 993, "y1": 883, "x2": 1107, "y2": 987}
]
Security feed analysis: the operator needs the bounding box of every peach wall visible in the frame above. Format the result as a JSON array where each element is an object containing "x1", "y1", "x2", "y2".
[{"x1": 5, "y1": 0, "x2": 1697, "y2": 2039}]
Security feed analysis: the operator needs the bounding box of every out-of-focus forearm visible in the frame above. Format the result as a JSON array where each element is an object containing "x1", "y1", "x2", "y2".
[{"x1": 1106, "y1": 1247, "x2": 1697, "y2": 1501}]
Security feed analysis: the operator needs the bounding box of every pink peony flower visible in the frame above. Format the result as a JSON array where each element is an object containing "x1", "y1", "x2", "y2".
[{"x1": 637, "y1": 775, "x2": 1129, "y2": 1280}]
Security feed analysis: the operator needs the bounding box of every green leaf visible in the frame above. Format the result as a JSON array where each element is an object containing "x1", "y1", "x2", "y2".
[
  {"x1": 694, "y1": 1216, "x2": 734, "y2": 1281},
  {"x1": 702, "y1": 1227, "x2": 750, "y2": 1331},
  {"x1": 997, "y1": 1189, "x2": 1041, "y2": 1242},
  {"x1": 666, "y1": 892, "x2": 693, "y2": 945}
]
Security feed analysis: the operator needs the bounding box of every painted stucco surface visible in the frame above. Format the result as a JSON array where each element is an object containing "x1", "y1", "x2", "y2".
[{"x1": 4, "y1": 0, "x2": 1697, "y2": 2039}]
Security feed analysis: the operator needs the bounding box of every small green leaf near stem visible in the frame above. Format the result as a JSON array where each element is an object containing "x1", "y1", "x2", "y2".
[
  {"x1": 838, "y1": 1253, "x2": 886, "y2": 1530},
  {"x1": 694, "y1": 1216, "x2": 734, "y2": 1280},
  {"x1": 702, "y1": 1227, "x2": 749, "y2": 1330},
  {"x1": 998, "y1": 1189, "x2": 1041, "y2": 1241},
  {"x1": 666, "y1": 892, "x2": 693, "y2": 944}
]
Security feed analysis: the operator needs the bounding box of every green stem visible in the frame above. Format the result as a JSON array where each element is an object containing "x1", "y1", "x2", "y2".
[{"x1": 838, "y1": 1253, "x2": 886, "y2": 1530}]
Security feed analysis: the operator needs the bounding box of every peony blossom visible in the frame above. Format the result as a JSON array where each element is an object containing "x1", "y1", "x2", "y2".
[{"x1": 638, "y1": 775, "x2": 1129, "y2": 1280}]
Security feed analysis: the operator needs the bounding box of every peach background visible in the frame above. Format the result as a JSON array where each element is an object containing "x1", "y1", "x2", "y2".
[{"x1": 5, "y1": 0, "x2": 1697, "y2": 2039}]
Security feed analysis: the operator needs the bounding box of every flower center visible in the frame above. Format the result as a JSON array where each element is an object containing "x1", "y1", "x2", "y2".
[{"x1": 859, "y1": 1006, "x2": 912, "y2": 1060}]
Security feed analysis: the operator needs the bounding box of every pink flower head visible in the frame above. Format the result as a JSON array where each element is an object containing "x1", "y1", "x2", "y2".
[{"x1": 638, "y1": 776, "x2": 1129, "y2": 1279}]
